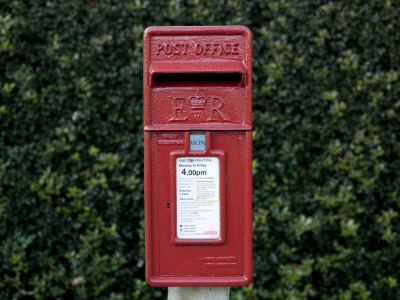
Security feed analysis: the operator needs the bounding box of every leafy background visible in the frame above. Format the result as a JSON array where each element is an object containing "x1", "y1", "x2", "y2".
[{"x1": 1, "y1": 1, "x2": 399, "y2": 299}]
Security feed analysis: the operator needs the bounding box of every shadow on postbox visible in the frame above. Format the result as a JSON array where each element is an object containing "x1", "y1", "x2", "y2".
[{"x1": 143, "y1": 26, "x2": 252, "y2": 287}]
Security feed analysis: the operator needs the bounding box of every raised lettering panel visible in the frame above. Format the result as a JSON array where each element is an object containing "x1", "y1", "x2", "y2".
[
  {"x1": 151, "y1": 35, "x2": 244, "y2": 61},
  {"x1": 151, "y1": 87, "x2": 244, "y2": 125}
]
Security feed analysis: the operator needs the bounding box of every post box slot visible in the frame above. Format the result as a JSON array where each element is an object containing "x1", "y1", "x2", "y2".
[
  {"x1": 153, "y1": 72, "x2": 242, "y2": 87},
  {"x1": 149, "y1": 61, "x2": 246, "y2": 87}
]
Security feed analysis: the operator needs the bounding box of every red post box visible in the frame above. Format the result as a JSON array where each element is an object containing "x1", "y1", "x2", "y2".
[{"x1": 143, "y1": 26, "x2": 252, "y2": 286}]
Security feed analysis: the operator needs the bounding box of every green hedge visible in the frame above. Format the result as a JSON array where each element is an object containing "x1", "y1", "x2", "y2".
[{"x1": 1, "y1": 1, "x2": 399, "y2": 299}]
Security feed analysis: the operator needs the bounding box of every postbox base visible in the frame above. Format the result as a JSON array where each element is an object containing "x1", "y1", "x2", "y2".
[{"x1": 147, "y1": 275, "x2": 252, "y2": 287}]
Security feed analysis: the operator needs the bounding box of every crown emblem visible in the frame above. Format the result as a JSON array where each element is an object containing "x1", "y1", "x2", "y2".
[{"x1": 189, "y1": 91, "x2": 207, "y2": 110}]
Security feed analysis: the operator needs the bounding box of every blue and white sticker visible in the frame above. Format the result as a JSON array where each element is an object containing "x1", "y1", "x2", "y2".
[{"x1": 190, "y1": 133, "x2": 206, "y2": 151}]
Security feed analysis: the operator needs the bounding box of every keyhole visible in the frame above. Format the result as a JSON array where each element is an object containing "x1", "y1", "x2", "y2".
[{"x1": 167, "y1": 203, "x2": 170, "y2": 209}]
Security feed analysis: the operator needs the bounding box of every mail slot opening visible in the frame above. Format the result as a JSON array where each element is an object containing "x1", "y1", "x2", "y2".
[{"x1": 152, "y1": 72, "x2": 243, "y2": 87}]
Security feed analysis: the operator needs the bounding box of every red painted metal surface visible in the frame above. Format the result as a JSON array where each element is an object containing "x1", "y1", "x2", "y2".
[{"x1": 143, "y1": 26, "x2": 252, "y2": 286}]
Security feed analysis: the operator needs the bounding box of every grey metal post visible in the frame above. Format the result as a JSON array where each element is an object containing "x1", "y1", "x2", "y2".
[{"x1": 168, "y1": 287, "x2": 230, "y2": 300}]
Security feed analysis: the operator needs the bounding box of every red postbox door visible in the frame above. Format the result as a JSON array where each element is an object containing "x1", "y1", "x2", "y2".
[{"x1": 143, "y1": 26, "x2": 252, "y2": 286}]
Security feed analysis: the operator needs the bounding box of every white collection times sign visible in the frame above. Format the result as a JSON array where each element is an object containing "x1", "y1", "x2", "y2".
[{"x1": 176, "y1": 157, "x2": 220, "y2": 239}]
